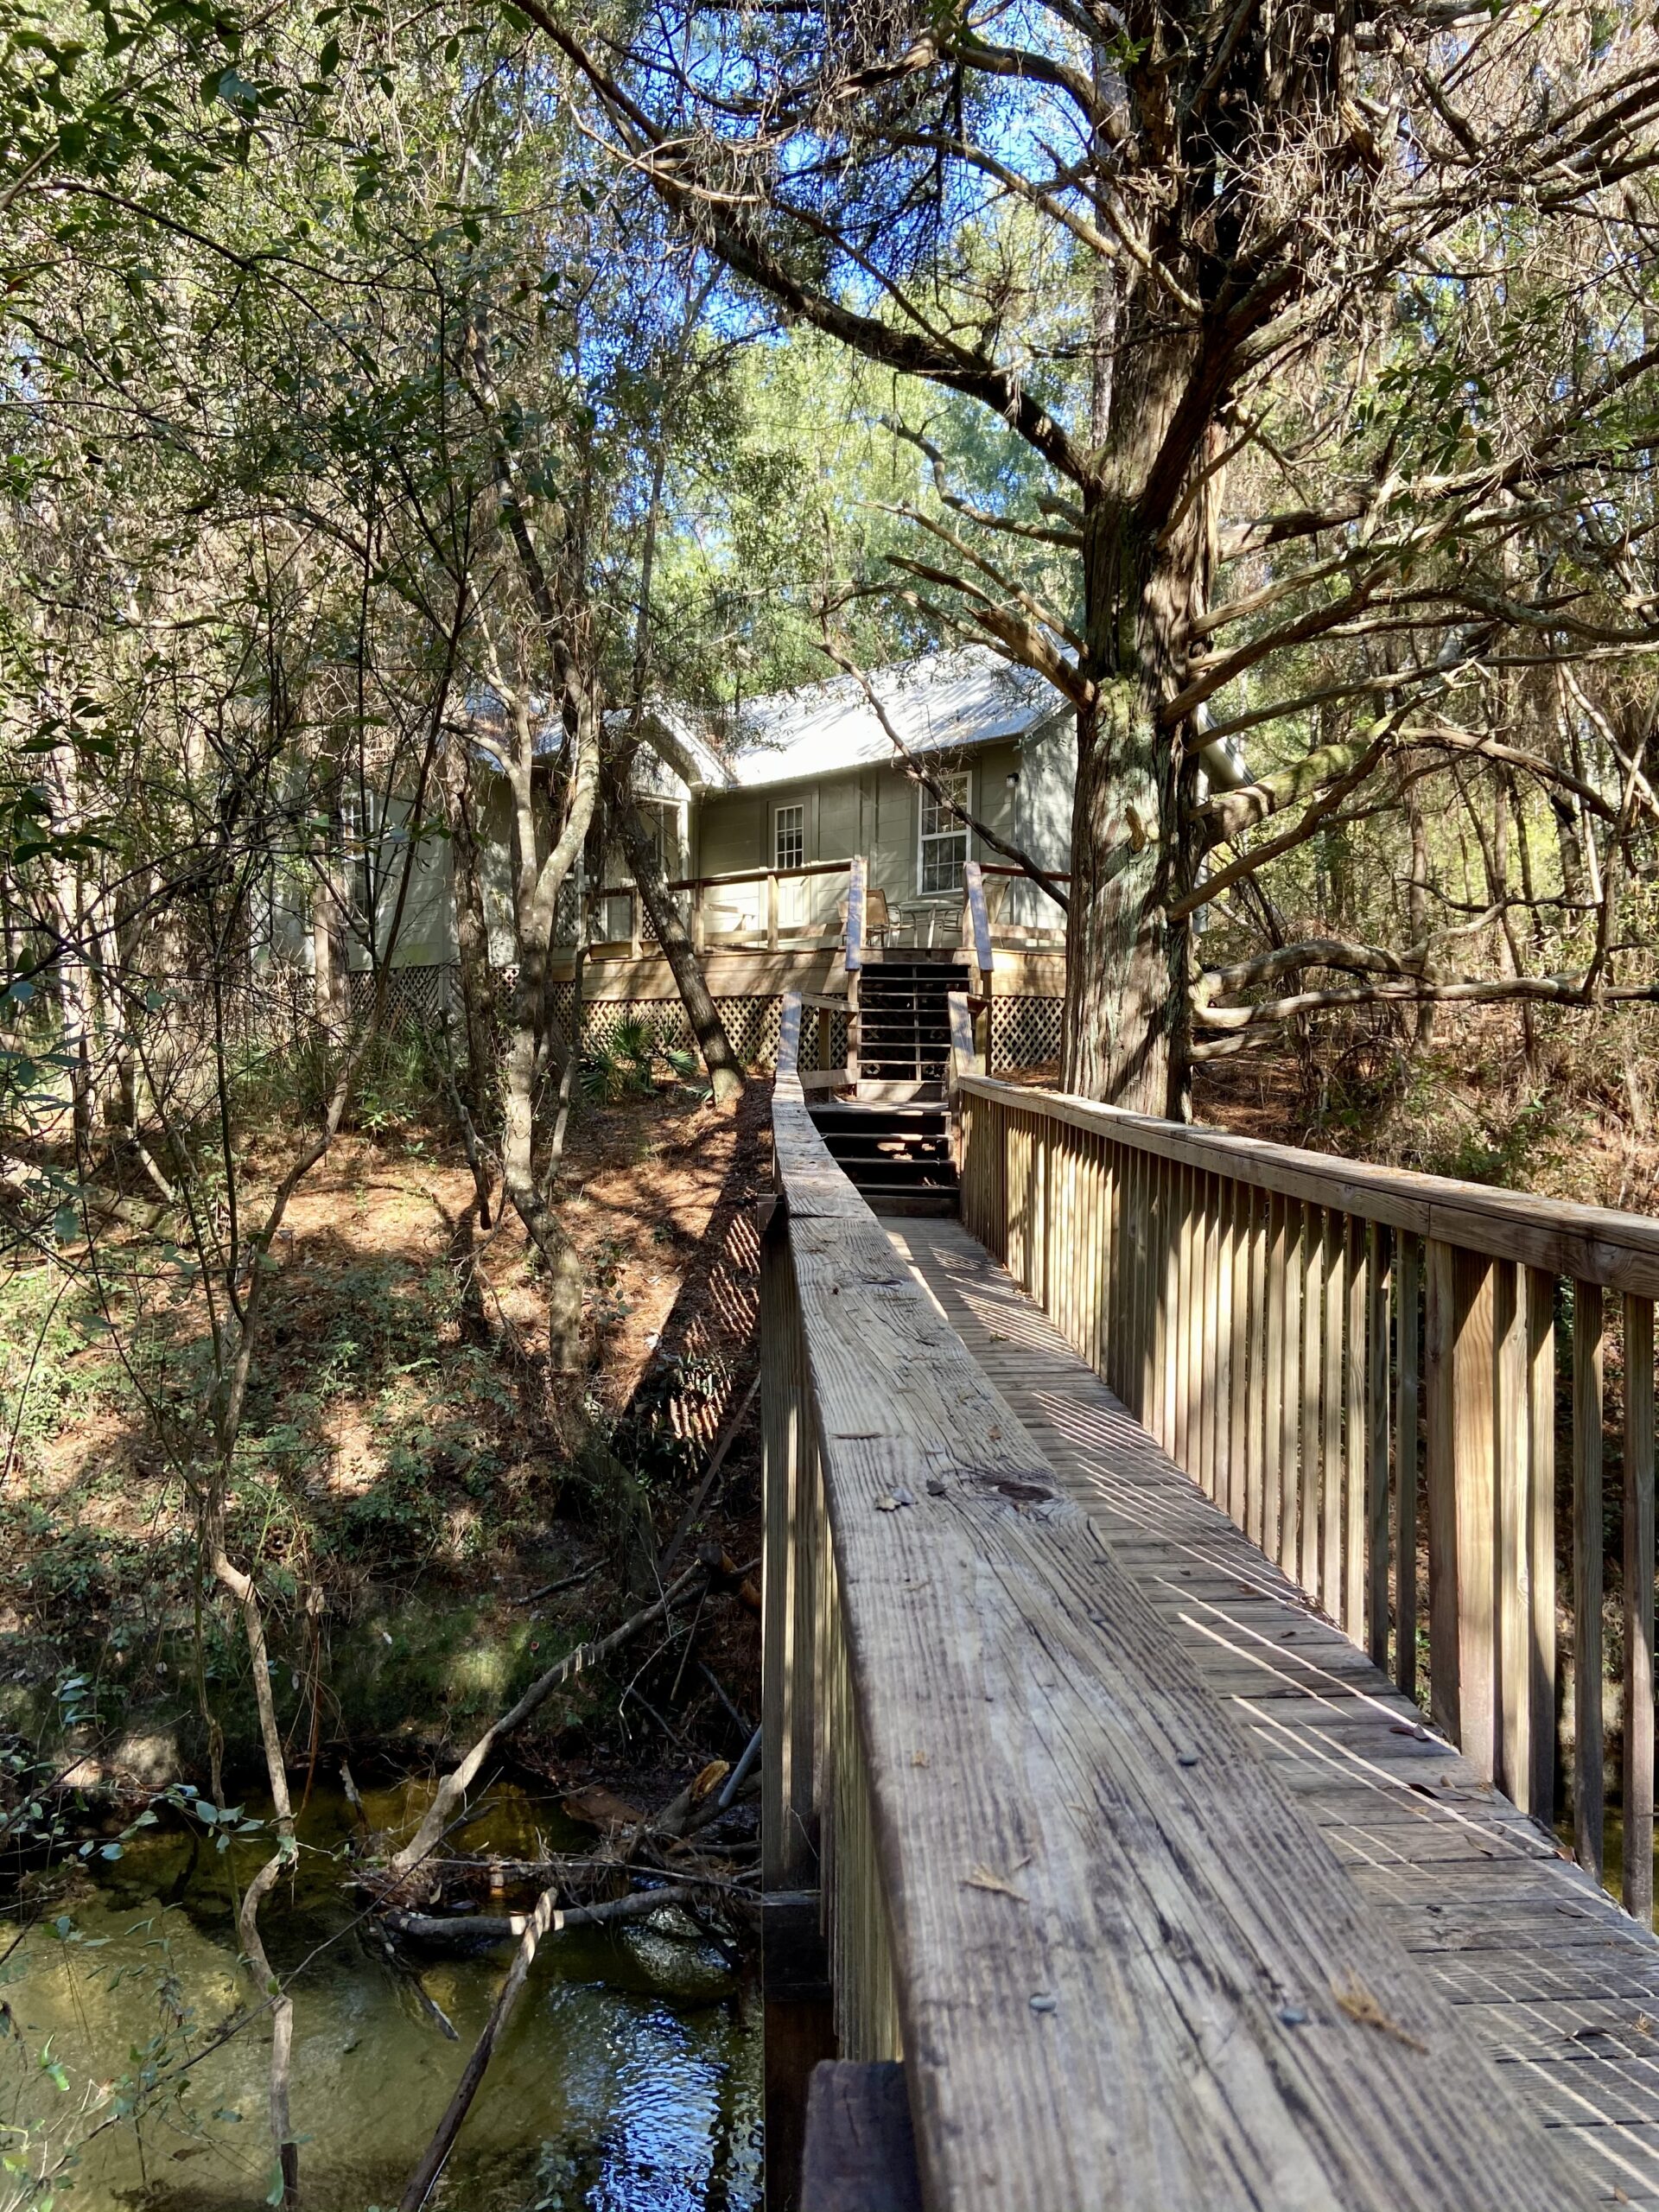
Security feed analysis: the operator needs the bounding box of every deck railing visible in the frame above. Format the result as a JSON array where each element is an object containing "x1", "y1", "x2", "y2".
[
  {"x1": 594, "y1": 859, "x2": 856, "y2": 957},
  {"x1": 958, "y1": 1074, "x2": 1659, "y2": 1917},
  {"x1": 975, "y1": 860, "x2": 1068, "y2": 951},
  {"x1": 591, "y1": 854, "x2": 1068, "y2": 963}
]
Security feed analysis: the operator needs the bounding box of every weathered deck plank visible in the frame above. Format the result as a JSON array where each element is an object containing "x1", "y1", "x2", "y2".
[{"x1": 888, "y1": 1215, "x2": 1659, "y2": 2210}]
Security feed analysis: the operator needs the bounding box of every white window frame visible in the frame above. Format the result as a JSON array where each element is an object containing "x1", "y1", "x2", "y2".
[
  {"x1": 917, "y1": 770, "x2": 970, "y2": 898},
  {"x1": 773, "y1": 801, "x2": 804, "y2": 872}
]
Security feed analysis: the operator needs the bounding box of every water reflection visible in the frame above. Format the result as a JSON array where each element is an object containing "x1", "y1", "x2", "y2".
[{"x1": 0, "y1": 1783, "x2": 760, "y2": 2212}]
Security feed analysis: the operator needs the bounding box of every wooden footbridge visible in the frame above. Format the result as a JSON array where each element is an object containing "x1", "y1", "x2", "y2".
[{"x1": 760, "y1": 969, "x2": 1659, "y2": 2210}]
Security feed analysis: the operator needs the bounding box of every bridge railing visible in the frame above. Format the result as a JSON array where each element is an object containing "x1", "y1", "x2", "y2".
[
  {"x1": 764, "y1": 1058, "x2": 1599, "y2": 2209},
  {"x1": 958, "y1": 1072, "x2": 1659, "y2": 1917}
]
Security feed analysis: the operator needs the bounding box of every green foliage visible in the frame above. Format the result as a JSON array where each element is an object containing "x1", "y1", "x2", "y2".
[{"x1": 581, "y1": 1018, "x2": 665, "y2": 1103}]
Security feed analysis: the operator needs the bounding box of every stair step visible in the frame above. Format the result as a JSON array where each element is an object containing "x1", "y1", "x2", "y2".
[
  {"x1": 820, "y1": 1139, "x2": 951, "y2": 1160},
  {"x1": 854, "y1": 1080, "x2": 946, "y2": 1103},
  {"x1": 808, "y1": 1105, "x2": 947, "y2": 1124},
  {"x1": 822, "y1": 1152, "x2": 954, "y2": 1175},
  {"x1": 860, "y1": 1189, "x2": 959, "y2": 1217}
]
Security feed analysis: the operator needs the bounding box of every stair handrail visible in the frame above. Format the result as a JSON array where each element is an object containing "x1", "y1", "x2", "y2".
[
  {"x1": 944, "y1": 988, "x2": 981, "y2": 1119},
  {"x1": 842, "y1": 855, "x2": 867, "y2": 974},
  {"x1": 842, "y1": 857, "x2": 865, "y2": 1089},
  {"x1": 776, "y1": 989, "x2": 803, "y2": 1079},
  {"x1": 960, "y1": 859, "x2": 993, "y2": 990}
]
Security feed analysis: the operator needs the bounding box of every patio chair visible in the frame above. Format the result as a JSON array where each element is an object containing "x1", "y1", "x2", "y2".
[{"x1": 837, "y1": 885, "x2": 894, "y2": 950}]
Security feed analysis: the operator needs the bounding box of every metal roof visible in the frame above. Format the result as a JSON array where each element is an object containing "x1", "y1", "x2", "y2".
[{"x1": 696, "y1": 646, "x2": 1064, "y2": 791}]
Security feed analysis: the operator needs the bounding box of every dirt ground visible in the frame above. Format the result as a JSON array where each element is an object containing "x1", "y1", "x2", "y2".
[{"x1": 0, "y1": 1078, "x2": 773, "y2": 1789}]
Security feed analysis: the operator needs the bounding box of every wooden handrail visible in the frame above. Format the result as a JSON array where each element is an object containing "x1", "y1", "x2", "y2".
[
  {"x1": 960, "y1": 858, "x2": 993, "y2": 986},
  {"x1": 777, "y1": 990, "x2": 803, "y2": 1077},
  {"x1": 944, "y1": 988, "x2": 979, "y2": 1113},
  {"x1": 957, "y1": 1074, "x2": 1659, "y2": 1916},
  {"x1": 596, "y1": 857, "x2": 855, "y2": 901},
  {"x1": 843, "y1": 855, "x2": 866, "y2": 976},
  {"x1": 765, "y1": 1065, "x2": 1592, "y2": 2209},
  {"x1": 976, "y1": 862, "x2": 1069, "y2": 909},
  {"x1": 958, "y1": 1074, "x2": 1659, "y2": 1294}
]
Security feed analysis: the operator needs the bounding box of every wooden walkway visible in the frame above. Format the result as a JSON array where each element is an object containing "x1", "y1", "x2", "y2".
[{"x1": 887, "y1": 1216, "x2": 1659, "y2": 2210}]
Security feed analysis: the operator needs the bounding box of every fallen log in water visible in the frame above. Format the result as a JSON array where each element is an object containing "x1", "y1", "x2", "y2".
[{"x1": 384, "y1": 1877, "x2": 738, "y2": 1948}]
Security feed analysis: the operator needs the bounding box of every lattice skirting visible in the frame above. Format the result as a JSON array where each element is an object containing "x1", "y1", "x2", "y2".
[
  {"x1": 352, "y1": 968, "x2": 1064, "y2": 1076},
  {"x1": 574, "y1": 996, "x2": 792, "y2": 1071},
  {"x1": 346, "y1": 964, "x2": 454, "y2": 1027},
  {"x1": 990, "y1": 995, "x2": 1065, "y2": 1072}
]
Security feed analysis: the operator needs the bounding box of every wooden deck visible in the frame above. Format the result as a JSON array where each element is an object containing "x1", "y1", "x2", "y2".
[{"x1": 887, "y1": 1215, "x2": 1659, "y2": 2209}]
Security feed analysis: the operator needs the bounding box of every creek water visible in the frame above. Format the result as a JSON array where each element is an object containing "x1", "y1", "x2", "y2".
[{"x1": 0, "y1": 1780, "x2": 761, "y2": 2212}]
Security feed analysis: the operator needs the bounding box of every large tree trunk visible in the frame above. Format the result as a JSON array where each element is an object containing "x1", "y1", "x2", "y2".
[
  {"x1": 438, "y1": 741, "x2": 498, "y2": 1136},
  {"x1": 613, "y1": 794, "x2": 744, "y2": 1108},
  {"x1": 49, "y1": 741, "x2": 98, "y2": 1160},
  {"x1": 1061, "y1": 304, "x2": 1207, "y2": 1120},
  {"x1": 312, "y1": 751, "x2": 351, "y2": 1035},
  {"x1": 499, "y1": 696, "x2": 599, "y2": 1389}
]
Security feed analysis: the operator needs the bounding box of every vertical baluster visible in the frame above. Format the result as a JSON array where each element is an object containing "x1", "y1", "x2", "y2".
[
  {"x1": 1264, "y1": 1194, "x2": 1288, "y2": 1563},
  {"x1": 1213, "y1": 1179, "x2": 1235, "y2": 1508},
  {"x1": 1053, "y1": 1128, "x2": 1071, "y2": 1344},
  {"x1": 1455, "y1": 1252, "x2": 1498, "y2": 1783},
  {"x1": 1076, "y1": 1135, "x2": 1091, "y2": 1362},
  {"x1": 1076, "y1": 1135, "x2": 1092, "y2": 1367},
  {"x1": 1006, "y1": 1110, "x2": 1023, "y2": 1283},
  {"x1": 1106, "y1": 1150, "x2": 1119, "y2": 1389},
  {"x1": 760, "y1": 1203, "x2": 798, "y2": 1888},
  {"x1": 1194, "y1": 1167, "x2": 1221, "y2": 1495},
  {"x1": 1247, "y1": 1186, "x2": 1268, "y2": 1550},
  {"x1": 1624, "y1": 1292, "x2": 1654, "y2": 1924},
  {"x1": 1065, "y1": 1132, "x2": 1082, "y2": 1352},
  {"x1": 1396, "y1": 1234, "x2": 1422, "y2": 1701},
  {"x1": 1574, "y1": 1279, "x2": 1605, "y2": 1879},
  {"x1": 1039, "y1": 1115, "x2": 1052, "y2": 1300},
  {"x1": 1135, "y1": 1145, "x2": 1154, "y2": 1424},
  {"x1": 1345, "y1": 1217, "x2": 1369, "y2": 1640},
  {"x1": 1147, "y1": 1154, "x2": 1167, "y2": 1446},
  {"x1": 1303, "y1": 1211, "x2": 1330, "y2": 1604},
  {"x1": 1122, "y1": 1143, "x2": 1140, "y2": 1420},
  {"x1": 1495, "y1": 1261, "x2": 1529, "y2": 1809},
  {"x1": 1229, "y1": 1181, "x2": 1250, "y2": 1532},
  {"x1": 1327, "y1": 1221, "x2": 1353, "y2": 1618},
  {"x1": 1366, "y1": 1224, "x2": 1392, "y2": 1672},
  {"x1": 1169, "y1": 1165, "x2": 1192, "y2": 1464},
  {"x1": 1279, "y1": 1205, "x2": 1304, "y2": 1578},
  {"x1": 790, "y1": 1421, "x2": 822, "y2": 1868},
  {"x1": 1106, "y1": 1141, "x2": 1119, "y2": 1380},
  {"x1": 1527, "y1": 1268, "x2": 1558, "y2": 1824},
  {"x1": 1425, "y1": 1239, "x2": 1460, "y2": 1744}
]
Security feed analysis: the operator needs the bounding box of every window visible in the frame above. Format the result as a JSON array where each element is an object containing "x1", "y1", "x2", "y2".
[
  {"x1": 918, "y1": 772, "x2": 969, "y2": 896},
  {"x1": 774, "y1": 803, "x2": 804, "y2": 871}
]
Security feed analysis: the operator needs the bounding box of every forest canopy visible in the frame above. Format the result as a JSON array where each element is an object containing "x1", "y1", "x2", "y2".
[{"x1": 7, "y1": 0, "x2": 1659, "y2": 2197}]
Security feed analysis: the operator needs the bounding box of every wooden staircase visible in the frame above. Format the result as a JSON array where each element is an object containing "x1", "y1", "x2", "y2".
[
  {"x1": 804, "y1": 960, "x2": 969, "y2": 1215},
  {"x1": 805, "y1": 1102, "x2": 957, "y2": 1216},
  {"x1": 853, "y1": 956, "x2": 963, "y2": 1099}
]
